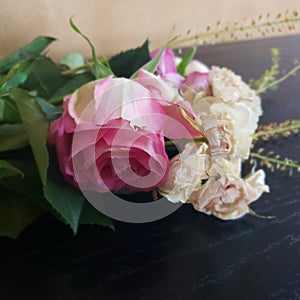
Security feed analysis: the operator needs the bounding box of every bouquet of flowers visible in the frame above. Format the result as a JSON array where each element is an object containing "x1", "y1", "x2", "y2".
[{"x1": 0, "y1": 14, "x2": 300, "y2": 238}]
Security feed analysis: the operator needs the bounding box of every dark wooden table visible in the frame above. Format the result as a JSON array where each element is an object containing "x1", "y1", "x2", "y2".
[{"x1": 1, "y1": 35, "x2": 300, "y2": 300}]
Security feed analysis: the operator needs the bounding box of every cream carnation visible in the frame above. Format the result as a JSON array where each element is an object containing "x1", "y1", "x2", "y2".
[
  {"x1": 209, "y1": 66, "x2": 262, "y2": 116},
  {"x1": 158, "y1": 143, "x2": 209, "y2": 203}
]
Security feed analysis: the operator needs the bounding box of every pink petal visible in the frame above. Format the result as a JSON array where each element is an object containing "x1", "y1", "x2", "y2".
[
  {"x1": 151, "y1": 48, "x2": 177, "y2": 74},
  {"x1": 181, "y1": 71, "x2": 210, "y2": 93}
]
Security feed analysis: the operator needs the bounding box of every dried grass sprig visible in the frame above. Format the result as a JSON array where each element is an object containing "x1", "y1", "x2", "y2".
[
  {"x1": 249, "y1": 48, "x2": 280, "y2": 92},
  {"x1": 167, "y1": 11, "x2": 300, "y2": 49},
  {"x1": 250, "y1": 149, "x2": 300, "y2": 175},
  {"x1": 252, "y1": 120, "x2": 300, "y2": 141}
]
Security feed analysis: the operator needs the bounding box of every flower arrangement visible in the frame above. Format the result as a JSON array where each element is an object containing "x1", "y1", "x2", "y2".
[{"x1": 0, "y1": 13, "x2": 300, "y2": 238}]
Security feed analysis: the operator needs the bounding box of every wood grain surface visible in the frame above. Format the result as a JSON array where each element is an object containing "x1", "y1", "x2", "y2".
[{"x1": 0, "y1": 35, "x2": 299, "y2": 300}]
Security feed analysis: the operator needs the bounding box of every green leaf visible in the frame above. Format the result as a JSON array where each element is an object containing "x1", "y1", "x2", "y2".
[
  {"x1": 23, "y1": 56, "x2": 68, "y2": 99},
  {"x1": 44, "y1": 148, "x2": 85, "y2": 234},
  {"x1": 0, "y1": 60, "x2": 35, "y2": 91},
  {"x1": 36, "y1": 98, "x2": 63, "y2": 121},
  {"x1": 10, "y1": 88, "x2": 49, "y2": 185},
  {"x1": 61, "y1": 52, "x2": 85, "y2": 72},
  {"x1": 0, "y1": 188, "x2": 44, "y2": 239},
  {"x1": 0, "y1": 124, "x2": 28, "y2": 151},
  {"x1": 109, "y1": 40, "x2": 151, "y2": 78},
  {"x1": 0, "y1": 36, "x2": 56, "y2": 74},
  {"x1": 69, "y1": 19, "x2": 113, "y2": 79},
  {"x1": 0, "y1": 98, "x2": 21, "y2": 123},
  {"x1": 177, "y1": 46, "x2": 196, "y2": 76},
  {"x1": 0, "y1": 149, "x2": 47, "y2": 206},
  {"x1": 79, "y1": 201, "x2": 114, "y2": 229},
  {"x1": 130, "y1": 48, "x2": 165, "y2": 79},
  {"x1": 0, "y1": 159, "x2": 24, "y2": 180},
  {"x1": 49, "y1": 72, "x2": 95, "y2": 105}
]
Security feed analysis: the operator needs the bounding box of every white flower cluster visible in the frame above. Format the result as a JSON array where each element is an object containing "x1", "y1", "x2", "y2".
[{"x1": 159, "y1": 64, "x2": 269, "y2": 220}]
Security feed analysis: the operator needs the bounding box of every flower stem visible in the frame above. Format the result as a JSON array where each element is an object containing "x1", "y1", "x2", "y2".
[
  {"x1": 164, "y1": 137, "x2": 207, "y2": 147},
  {"x1": 62, "y1": 65, "x2": 91, "y2": 76},
  {"x1": 256, "y1": 64, "x2": 300, "y2": 94},
  {"x1": 248, "y1": 207, "x2": 276, "y2": 219},
  {"x1": 250, "y1": 152, "x2": 300, "y2": 170},
  {"x1": 165, "y1": 15, "x2": 300, "y2": 49},
  {"x1": 252, "y1": 120, "x2": 300, "y2": 139}
]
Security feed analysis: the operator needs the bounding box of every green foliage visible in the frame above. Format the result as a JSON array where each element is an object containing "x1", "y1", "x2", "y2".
[
  {"x1": 249, "y1": 48, "x2": 280, "y2": 93},
  {"x1": 0, "y1": 159, "x2": 24, "y2": 180},
  {"x1": 23, "y1": 56, "x2": 68, "y2": 98},
  {"x1": 0, "y1": 98, "x2": 21, "y2": 123},
  {"x1": 177, "y1": 46, "x2": 196, "y2": 76},
  {"x1": 0, "y1": 124, "x2": 28, "y2": 151},
  {"x1": 250, "y1": 149, "x2": 300, "y2": 175},
  {"x1": 0, "y1": 36, "x2": 56, "y2": 74},
  {"x1": 44, "y1": 148, "x2": 85, "y2": 234},
  {"x1": 0, "y1": 152, "x2": 48, "y2": 209},
  {"x1": 49, "y1": 72, "x2": 95, "y2": 105},
  {"x1": 253, "y1": 119, "x2": 300, "y2": 141},
  {"x1": 0, "y1": 34, "x2": 116, "y2": 238},
  {"x1": 10, "y1": 89, "x2": 49, "y2": 185},
  {"x1": 0, "y1": 188, "x2": 44, "y2": 239},
  {"x1": 79, "y1": 201, "x2": 114, "y2": 229},
  {"x1": 130, "y1": 47, "x2": 164, "y2": 79},
  {"x1": 61, "y1": 52, "x2": 85, "y2": 72},
  {"x1": 36, "y1": 98, "x2": 63, "y2": 122},
  {"x1": 0, "y1": 60, "x2": 35, "y2": 91},
  {"x1": 69, "y1": 19, "x2": 113, "y2": 79},
  {"x1": 109, "y1": 40, "x2": 150, "y2": 78}
]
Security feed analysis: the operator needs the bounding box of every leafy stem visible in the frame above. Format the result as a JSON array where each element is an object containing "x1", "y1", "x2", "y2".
[
  {"x1": 256, "y1": 63, "x2": 300, "y2": 94},
  {"x1": 62, "y1": 64, "x2": 91, "y2": 76},
  {"x1": 166, "y1": 13, "x2": 300, "y2": 49},
  {"x1": 250, "y1": 152, "x2": 300, "y2": 171},
  {"x1": 252, "y1": 120, "x2": 300, "y2": 140},
  {"x1": 164, "y1": 137, "x2": 207, "y2": 148},
  {"x1": 69, "y1": 19, "x2": 113, "y2": 78}
]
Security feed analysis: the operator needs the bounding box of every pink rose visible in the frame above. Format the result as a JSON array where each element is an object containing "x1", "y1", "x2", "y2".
[{"x1": 48, "y1": 70, "x2": 199, "y2": 192}]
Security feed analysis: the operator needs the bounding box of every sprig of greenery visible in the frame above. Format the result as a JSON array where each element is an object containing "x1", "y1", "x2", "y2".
[
  {"x1": 256, "y1": 62, "x2": 300, "y2": 95},
  {"x1": 252, "y1": 119, "x2": 300, "y2": 141},
  {"x1": 250, "y1": 149, "x2": 300, "y2": 175},
  {"x1": 69, "y1": 18, "x2": 114, "y2": 79},
  {"x1": 166, "y1": 10, "x2": 300, "y2": 48},
  {"x1": 249, "y1": 48, "x2": 280, "y2": 92}
]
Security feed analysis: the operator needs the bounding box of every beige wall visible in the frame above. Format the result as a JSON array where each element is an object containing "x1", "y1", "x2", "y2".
[{"x1": 1, "y1": 0, "x2": 300, "y2": 61}]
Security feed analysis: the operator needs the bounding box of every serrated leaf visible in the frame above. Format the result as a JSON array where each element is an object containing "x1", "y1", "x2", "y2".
[
  {"x1": 10, "y1": 88, "x2": 49, "y2": 185},
  {"x1": 69, "y1": 19, "x2": 113, "y2": 79},
  {"x1": 0, "y1": 188, "x2": 44, "y2": 239},
  {"x1": 0, "y1": 36, "x2": 56, "y2": 74},
  {"x1": 79, "y1": 201, "x2": 114, "y2": 229},
  {"x1": 49, "y1": 72, "x2": 95, "y2": 105},
  {"x1": 44, "y1": 148, "x2": 84, "y2": 234},
  {"x1": 0, "y1": 60, "x2": 35, "y2": 91},
  {"x1": 0, "y1": 159, "x2": 24, "y2": 180},
  {"x1": 61, "y1": 52, "x2": 85, "y2": 72},
  {"x1": 177, "y1": 46, "x2": 196, "y2": 76},
  {"x1": 0, "y1": 124, "x2": 28, "y2": 151},
  {"x1": 23, "y1": 56, "x2": 68, "y2": 99},
  {"x1": 109, "y1": 40, "x2": 151, "y2": 78}
]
